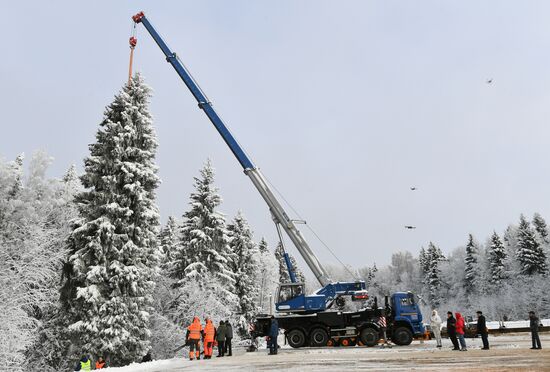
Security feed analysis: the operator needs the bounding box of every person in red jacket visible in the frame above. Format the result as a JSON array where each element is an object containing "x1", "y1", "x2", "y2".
[{"x1": 455, "y1": 312, "x2": 467, "y2": 351}]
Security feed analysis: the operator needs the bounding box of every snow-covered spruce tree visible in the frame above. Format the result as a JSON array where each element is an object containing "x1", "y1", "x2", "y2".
[
  {"x1": 159, "y1": 216, "x2": 179, "y2": 271},
  {"x1": 227, "y1": 211, "x2": 260, "y2": 338},
  {"x1": 464, "y1": 234, "x2": 478, "y2": 295},
  {"x1": 59, "y1": 74, "x2": 160, "y2": 367},
  {"x1": 487, "y1": 231, "x2": 507, "y2": 285},
  {"x1": 533, "y1": 213, "x2": 549, "y2": 245},
  {"x1": 418, "y1": 246, "x2": 429, "y2": 277},
  {"x1": 274, "y1": 242, "x2": 305, "y2": 284},
  {"x1": 258, "y1": 237, "x2": 269, "y2": 254},
  {"x1": 426, "y1": 242, "x2": 444, "y2": 307},
  {"x1": 172, "y1": 160, "x2": 235, "y2": 294},
  {"x1": 516, "y1": 214, "x2": 547, "y2": 275},
  {"x1": 255, "y1": 238, "x2": 278, "y2": 314}
]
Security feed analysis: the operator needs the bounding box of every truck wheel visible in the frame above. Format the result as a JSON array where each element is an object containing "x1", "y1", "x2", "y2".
[
  {"x1": 310, "y1": 328, "x2": 329, "y2": 347},
  {"x1": 392, "y1": 326, "x2": 413, "y2": 345},
  {"x1": 359, "y1": 328, "x2": 378, "y2": 347},
  {"x1": 287, "y1": 329, "x2": 306, "y2": 348}
]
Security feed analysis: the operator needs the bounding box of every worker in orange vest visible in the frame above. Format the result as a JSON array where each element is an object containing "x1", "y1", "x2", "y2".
[
  {"x1": 203, "y1": 317, "x2": 216, "y2": 359},
  {"x1": 95, "y1": 356, "x2": 106, "y2": 369},
  {"x1": 186, "y1": 316, "x2": 203, "y2": 360}
]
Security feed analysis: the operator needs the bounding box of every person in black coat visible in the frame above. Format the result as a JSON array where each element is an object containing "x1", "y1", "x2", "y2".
[
  {"x1": 224, "y1": 320, "x2": 233, "y2": 357},
  {"x1": 268, "y1": 316, "x2": 279, "y2": 355},
  {"x1": 447, "y1": 311, "x2": 460, "y2": 350},
  {"x1": 476, "y1": 311, "x2": 489, "y2": 350},
  {"x1": 529, "y1": 311, "x2": 542, "y2": 349}
]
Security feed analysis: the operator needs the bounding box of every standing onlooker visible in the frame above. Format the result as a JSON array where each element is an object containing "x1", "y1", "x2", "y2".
[
  {"x1": 455, "y1": 312, "x2": 467, "y2": 351},
  {"x1": 74, "y1": 355, "x2": 91, "y2": 371},
  {"x1": 529, "y1": 311, "x2": 542, "y2": 350},
  {"x1": 446, "y1": 312, "x2": 460, "y2": 350},
  {"x1": 225, "y1": 320, "x2": 233, "y2": 356},
  {"x1": 268, "y1": 316, "x2": 279, "y2": 355},
  {"x1": 216, "y1": 321, "x2": 227, "y2": 357},
  {"x1": 430, "y1": 310, "x2": 442, "y2": 348},
  {"x1": 95, "y1": 356, "x2": 106, "y2": 369},
  {"x1": 476, "y1": 311, "x2": 489, "y2": 350}
]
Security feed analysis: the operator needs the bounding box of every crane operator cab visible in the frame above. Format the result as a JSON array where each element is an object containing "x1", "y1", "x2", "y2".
[
  {"x1": 276, "y1": 281, "x2": 368, "y2": 313},
  {"x1": 276, "y1": 283, "x2": 327, "y2": 313}
]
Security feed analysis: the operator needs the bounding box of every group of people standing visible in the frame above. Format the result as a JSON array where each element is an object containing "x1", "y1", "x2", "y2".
[
  {"x1": 430, "y1": 310, "x2": 489, "y2": 351},
  {"x1": 430, "y1": 309, "x2": 543, "y2": 351},
  {"x1": 185, "y1": 317, "x2": 234, "y2": 360}
]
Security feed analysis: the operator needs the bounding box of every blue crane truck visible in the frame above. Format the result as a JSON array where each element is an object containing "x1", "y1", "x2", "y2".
[
  {"x1": 132, "y1": 11, "x2": 425, "y2": 349},
  {"x1": 254, "y1": 292, "x2": 424, "y2": 347}
]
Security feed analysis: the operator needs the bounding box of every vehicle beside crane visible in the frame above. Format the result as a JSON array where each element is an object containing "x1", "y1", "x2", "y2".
[{"x1": 131, "y1": 11, "x2": 425, "y2": 349}]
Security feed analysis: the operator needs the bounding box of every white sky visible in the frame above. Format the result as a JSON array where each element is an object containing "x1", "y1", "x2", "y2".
[{"x1": 2, "y1": 1, "x2": 550, "y2": 273}]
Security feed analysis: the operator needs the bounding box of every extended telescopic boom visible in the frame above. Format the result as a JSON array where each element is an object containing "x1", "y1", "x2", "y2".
[{"x1": 132, "y1": 11, "x2": 331, "y2": 287}]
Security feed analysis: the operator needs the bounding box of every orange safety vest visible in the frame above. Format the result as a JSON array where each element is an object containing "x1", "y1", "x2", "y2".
[
  {"x1": 204, "y1": 320, "x2": 215, "y2": 342},
  {"x1": 95, "y1": 360, "x2": 105, "y2": 369},
  {"x1": 187, "y1": 317, "x2": 203, "y2": 340}
]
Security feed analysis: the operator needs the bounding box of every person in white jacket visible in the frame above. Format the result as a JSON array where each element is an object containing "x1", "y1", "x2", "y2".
[{"x1": 430, "y1": 309, "x2": 443, "y2": 348}]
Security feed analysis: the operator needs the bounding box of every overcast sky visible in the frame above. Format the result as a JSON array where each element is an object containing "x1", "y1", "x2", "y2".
[{"x1": 3, "y1": 1, "x2": 550, "y2": 275}]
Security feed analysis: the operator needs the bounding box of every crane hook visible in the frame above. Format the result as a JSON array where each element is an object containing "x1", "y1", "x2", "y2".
[{"x1": 128, "y1": 36, "x2": 137, "y2": 85}]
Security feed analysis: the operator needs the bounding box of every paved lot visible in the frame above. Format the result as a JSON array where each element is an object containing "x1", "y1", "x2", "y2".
[{"x1": 109, "y1": 333, "x2": 550, "y2": 371}]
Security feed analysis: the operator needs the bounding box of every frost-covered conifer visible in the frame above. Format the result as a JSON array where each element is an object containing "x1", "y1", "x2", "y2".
[
  {"x1": 426, "y1": 242, "x2": 443, "y2": 307},
  {"x1": 60, "y1": 74, "x2": 160, "y2": 366},
  {"x1": 227, "y1": 211, "x2": 260, "y2": 337},
  {"x1": 255, "y1": 239, "x2": 278, "y2": 313},
  {"x1": 159, "y1": 216, "x2": 179, "y2": 271},
  {"x1": 258, "y1": 237, "x2": 269, "y2": 254},
  {"x1": 487, "y1": 231, "x2": 507, "y2": 285},
  {"x1": 533, "y1": 213, "x2": 549, "y2": 242},
  {"x1": 464, "y1": 234, "x2": 478, "y2": 294},
  {"x1": 172, "y1": 160, "x2": 235, "y2": 293},
  {"x1": 418, "y1": 246, "x2": 429, "y2": 276},
  {"x1": 516, "y1": 214, "x2": 547, "y2": 275}
]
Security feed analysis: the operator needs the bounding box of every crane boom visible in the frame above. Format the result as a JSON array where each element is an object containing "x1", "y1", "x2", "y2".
[{"x1": 132, "y1": 12, "x2": 331, "y2": 287}]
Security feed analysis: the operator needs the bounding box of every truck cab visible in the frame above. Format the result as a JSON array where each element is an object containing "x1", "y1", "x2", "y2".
[{"x1": 389, "y1": 292, "x2": 425, "y2": 344}]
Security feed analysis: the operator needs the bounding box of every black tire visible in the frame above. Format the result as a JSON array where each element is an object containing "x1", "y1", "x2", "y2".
[
  {"x1": 359, "y1": 327, "x2": 379, "y2": 347},
  {"x1": 287, "y1": 329, "x2": 306, "y2": 348},
  {"x1": 392, "y1": 326, "x2": 413, "y2": 346},
  {"x1": 310, "y1": 328, "x2": 329, "y2": 347}
]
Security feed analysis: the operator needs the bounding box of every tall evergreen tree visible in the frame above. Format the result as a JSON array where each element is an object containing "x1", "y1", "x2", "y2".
[
  {"x1": 172, "y1": 160, "x2": 235, "y2": 292},
  {"x1": 418, "y1": 246, "x2": 429, "y2": 276},
  {"x1": 59, "y1": 74, "x2": 160, "y2": 366},
  {"x1": 426, "y1": 242, "x2": 444, "y2": 307},
  {"x1": 258, "y1": 237, "x2": 269, "y2": 254},
  {"x1": 274, "y1": 243, "x2": 305, "y2": 283},
  {"x1": 255, "y1": 238, "x2": 278, "y2": 314},
  {"x1": 464, "y1": 234, "x2": 478, "y2": 294},
  {"x1": 227, "y1": 211, "x2": 259, "y2": 337},
  {"x1": 533, "y1": 213, "x2": 550, "y2": 245},
  {"x1": 487, "y1": 231, "x2": 507, "y2": 285},
  {"x1": 159, "y1": 216, "x2": 179, "y2": 271},
  {"x1": 516, "y1": 214, "x2": 547, "y2": 275}
]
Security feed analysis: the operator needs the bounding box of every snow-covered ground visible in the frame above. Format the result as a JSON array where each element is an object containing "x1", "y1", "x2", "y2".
[{"x1": 105, "y1": 333, "x2": 550, "y2": 371}]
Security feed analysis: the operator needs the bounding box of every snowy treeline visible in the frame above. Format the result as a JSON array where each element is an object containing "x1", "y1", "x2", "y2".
[
  {"x1": 362, "y1": 214, "x2": 550, "y2": 321},
  {"x1": 0, "y1": 153, "x2": 79, "y2": 369},
  {"x1": 0, "y1": 75, "x2": 278, "y2": 371}
]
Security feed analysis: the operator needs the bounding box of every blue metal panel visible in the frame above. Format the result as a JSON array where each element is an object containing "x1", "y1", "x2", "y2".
[
  {"x1": 283, "y1": 252, "x2": 297, "y2": 283},
  {"x1": 140, "y1": 16, "x2": 254, "y2": 170}
]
